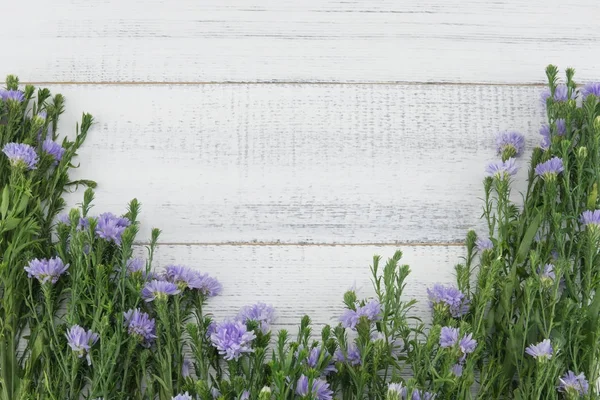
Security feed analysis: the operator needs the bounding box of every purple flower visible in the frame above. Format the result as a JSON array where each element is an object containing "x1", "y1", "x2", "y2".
[
  {"x1": 485, "y1": 158, "x2": 518, "y2": 179},
  {"x1": 164, "y1": 265, "x2": 199, "y2": 289},
  {"x1": 558, "y1": 371, "x2": 589, "y2": 396},
  {"x1": 409, "y1": 389, "x2": 436, "y2": 400},
  {"x1": 239, "y1": 391, "x2": 250, "y2": 400},
  {"x1": 496, "y1": 131, "x2": 525, "y2": 158},
  {"x1": 191, "y1": 273, "x2": 223, "y2": 297},
  {"x1": 339, "y1": 299, "x2": 382, "y2": 329},
  {"x1": 459, "y1": 333, "x2": 477, "y2": 355},
  {"x1": 580, "y1": 210, "x2": 600, "y2": 228},
  {"x1": 238, "y1": 302, "x2": 276, "y2": 334},
  {"x1": 210, "y1": 320, "x2": 256, "y2": 360},
  {"x1": 123, "y1": 308, "x2": 156, "y2": 346},
  {"x1": 581, "y1": 82, "x2": 600, "y2": 100},
  {"x1": 3, "y1": 143, "x2": 39, "y2": 170},
  {"x1": 0, "y1": 90, "x2": 25, "y2": 103},
  {"x1": 141, "y1": 280, "x2": 180, "y2": 302},
  {"x1": 42, "y1": 139, "x2": 65, "y2": 164},
  {"x1": 296, "y1": 375, "x2": 333, "y2": 400},
  {"x1": 172, "y1": 393, "x2": 192, "y2": 400},
  {"x1": 439, "y1": 327, "x2": 459, "y2": 348},
  {"x1": 541, "y1": 85, "x2": 573, "y2": 106},
  {"x1": 333, "y1": 344, "x2": 361, "y2": 366},
  {"x1": 306, "y1": 346, "x2": 337, "y2": 374},
  {"x1": 451, "y1": 364, "x2": 463, "y2": 377},
  {"x1": 539, "y1": 120, "x2": 567, "y2": 150},
  {"x1": 65, "y1": 325, "x2": 99, "y2": 365},
  {"x1": 182, "y1": 357, "x2": 193, "y2": 378},
  {"x1": 535, "y1": 157, "x2": 564, "y2": 181},
  {"x1": 127, "y1": 258, "x2": 145, "y2": 274},
  {"x1": 95, "y1": 213, "x2": 130, "y2": 245},
  {"x1": 525, "y1": 339, "x2": 553, "y2": 361},
  {"x1": 476, "y1": 237, "x2": 493, "y2": 251},
  {"x1": 387, "y1": 383, "x2": 405, "y2": 397},
  {"x1": 540, "y1": 264, "x2": 556, "y2": 283},
  {"x1": 24, "y1": 257, "x2": 69, "y2": 284},
  {"x1": 427, "y1": 284, "x2": 470, "y2": 318},
  {"x1": 211, "y1": 388, "x2": 221, "y2": 399}
]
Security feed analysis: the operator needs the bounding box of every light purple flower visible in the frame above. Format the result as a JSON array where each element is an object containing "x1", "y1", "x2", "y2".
[
  {"x1": 24, "y1": 257, "x2": 69, "y2": 284},
  {"x1": 65, "y1": 325, "x2": 99, "y2": 365},
  {"x1": 141, "y1": 279, "x2": 180, "y2": 302},
  {"x1": 409, "y1": 389, "x2": 436, "y2": 400},
  {"x1": 123, "y1": 308, "x2": 156, "y2": 346},
  {"x1": 476, "y1": 237, "x2": 493, "y2": 251},
  {"x1": 239, "y1": 391, "x2": 250, "y2": 400},
  {"x1": 496, "y1": 131, "x2": 525, "y2": 157},
  {"x1": 95, "y1": 212, "x2": 130, "y2": 245},
  {"x1": 580, "y1": 210, "x2": 600, "y2": 228},
  {"x1": 182, "y1": 357, "x2": 193, "y2": 378},
  {"x1": 164, "y1": 264, "x2": 199, "y2": 289},
  {"x1": 211, "y1": 388, "x2": 221, "y2": 399},
  {"x1": 238, "y1": 302, "x2": 276, "y2": 334},
  {"x1": 306, "y1": 346, "x2": 337, "y2": 374},
  {"x1": 3, "y1": 143, "x2": 38, "y2": 170},
  {"x1": 334, "y1": 344, "x2": 361, "y2": 366},
  {"x1": 172, "y1": 393, "x2": 192, "y2": 400},
  {"x1": 0, "y1": 90, "x2": 25, "y2": 103},
  {"x1": 427, "y1": 284, "x2": 470, "y2": 318},
  {"x1": 535, "y1": 157, "x2": 564, "y2": 181},
  {"x1": 539, "y1": 120, "x2": 567, "y2": 149},
  {"x1": 581, "y1": 82, "x2": 600, "y2": 100},
  {"x1": 485, "y1": 158, "x2": 518, "y2": 179},
  {"x1": 451, "y1": 364, "x2": 463, "y2": 377},
  {"x1": 42, "y1": 139, "x2": 65, "y2": 164},
  {"x1": 439, "y1": 327, "x2": 459, "y2": 348},
  {"x1": 296, "y1": 375, "x2": 333, "y2": 400},
  {"x1": 558, "y1": 371, "x2": 589, "y2": 396},
  {"x1": 190, "y1": 273, "x2": 223, "y2": 297},
  {"x1": 387, "y1": 382, "x2": 404, "y2": 396},
  {"x1": 459, "y1": 333, "x2": 477, "y2": 355},
  {"x1": 210, "y1": 320, "x2": 256, "y2": 360},
  {"x1": 525, "y1": 339, "x2": 553, "y2": 361},
  {"x1": 541, "y1": 85, "x2": 573, "y2": 106},
  {"x1": 540, "y1": 264, "x2": 556, "y2": 283},
  {"x1": 127, "y1": 258, "x2": 145, "y2": 274},
  {"x1": 339, "y1": 299, "x2": 382, "y2": 329}
]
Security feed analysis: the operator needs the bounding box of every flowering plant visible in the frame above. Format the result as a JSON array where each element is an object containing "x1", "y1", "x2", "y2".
[{"x1": 1, "y1": 66, "x2": 599, "y2": 400}]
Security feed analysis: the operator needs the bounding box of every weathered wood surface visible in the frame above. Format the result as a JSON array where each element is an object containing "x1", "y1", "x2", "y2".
[
  {"x1": 53, "y1": 83, "x2": 542, "y2": 244},
  {"x1": 2, "y1": 0, "x2": 599, "y2": 83}
]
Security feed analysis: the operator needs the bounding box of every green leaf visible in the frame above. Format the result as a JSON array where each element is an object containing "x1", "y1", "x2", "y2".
[
  {"x1": 2, "y1": 217, "x2": 21, "y2": 232},
  {"x1": 515, "y1": 212, "x2": 543, "y2": 265},
  {"x1": 1, "y1": 186, "x2": 9, "y2": 218}
]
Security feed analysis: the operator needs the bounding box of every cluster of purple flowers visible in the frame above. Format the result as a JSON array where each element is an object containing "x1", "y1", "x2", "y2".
[
  {"x1": 296, "y1": 375, "x2": 333, "y2": 400},
  {"x1": 439, "y1": 327, "x2": 477, "y2": 376},
  {"x1": 525, "y1": 339, "x2": 553, "y2": 362},
  {"x1": 123, "y1": 308, "x2": 156, "y2": 346},
  {"x1": 163, "y1": 264, "x2": 223, "y2": 297},
  {"x1": 534, "y1": 157, "x2": 564, "y2": 181},
  {"x1": 0, "y1": 89, "x2": 25, "y2": 103},
  {"x1": 237, "y1": 302, "x2": 276, "y2": 334},
  {"x1": 24, "y1": 257, "x2": 69, "y2": 284},
  {"x1": 66, "y1": 325, "x2": 99, "y2": 365},
  {"x1": 339, "y1": 299, "x2": 381, "y2": 329},
  {"x1": 209, "y1": 320, "x2": 257, "y2": 361},
  {"x1": 95, "y1": 212, "x2": 131, "y2": 245},
  {"x1": 540, "y1": 84, "x2": 574, "y2": 106},
  {"x1": 3, "y1": 143, "x2": 39, "y2": 170},
  {"x1": 427, "y1": 284, "x2": 470, "y2": 318},
  {"x1": 539, "y1": 119, "x2": 566, "y2": 150}
]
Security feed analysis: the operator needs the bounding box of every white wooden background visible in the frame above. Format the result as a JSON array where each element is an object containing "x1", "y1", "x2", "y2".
[{"x1": 2, "y1": 0, "x2": 600, "y2": 330}]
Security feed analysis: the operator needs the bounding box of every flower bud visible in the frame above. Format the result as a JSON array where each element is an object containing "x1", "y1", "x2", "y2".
[
  {"x1": 577, "y1": 146, "x2": 588, "y2": 160},
  {"x1": 258, "y1": 386, "x2": 271, "y2": 400}
]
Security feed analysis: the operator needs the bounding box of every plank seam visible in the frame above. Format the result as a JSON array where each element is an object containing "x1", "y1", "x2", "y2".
[
  {"x1": 21, "y1": 81, "x2": 548, "y2": 87},
  {"x1": 140, "y1": 242, "x2": 466, "y2": 247}
]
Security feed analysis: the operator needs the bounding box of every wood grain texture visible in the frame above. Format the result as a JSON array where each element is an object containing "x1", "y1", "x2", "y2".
[
  {"x1": 144, "y1": 244, "x2": 464, "y2": 330},
  {"x1": 2, "y1": 0, "x2": 599, "y2": 83},
  {"x1": 54, "y1": 83, "x2": 541, "y2": 244}
]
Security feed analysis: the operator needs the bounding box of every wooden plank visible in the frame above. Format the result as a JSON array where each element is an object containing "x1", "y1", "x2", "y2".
[
  {"x1": 143, "y1": 244, "x2": 464, "y2": 330},
  {"x1": 55, "y1": 83, "x2": 540, "y2": 244},
  {"x1": 2, "y1": 0, "x2": 599, "y2": 83}
]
